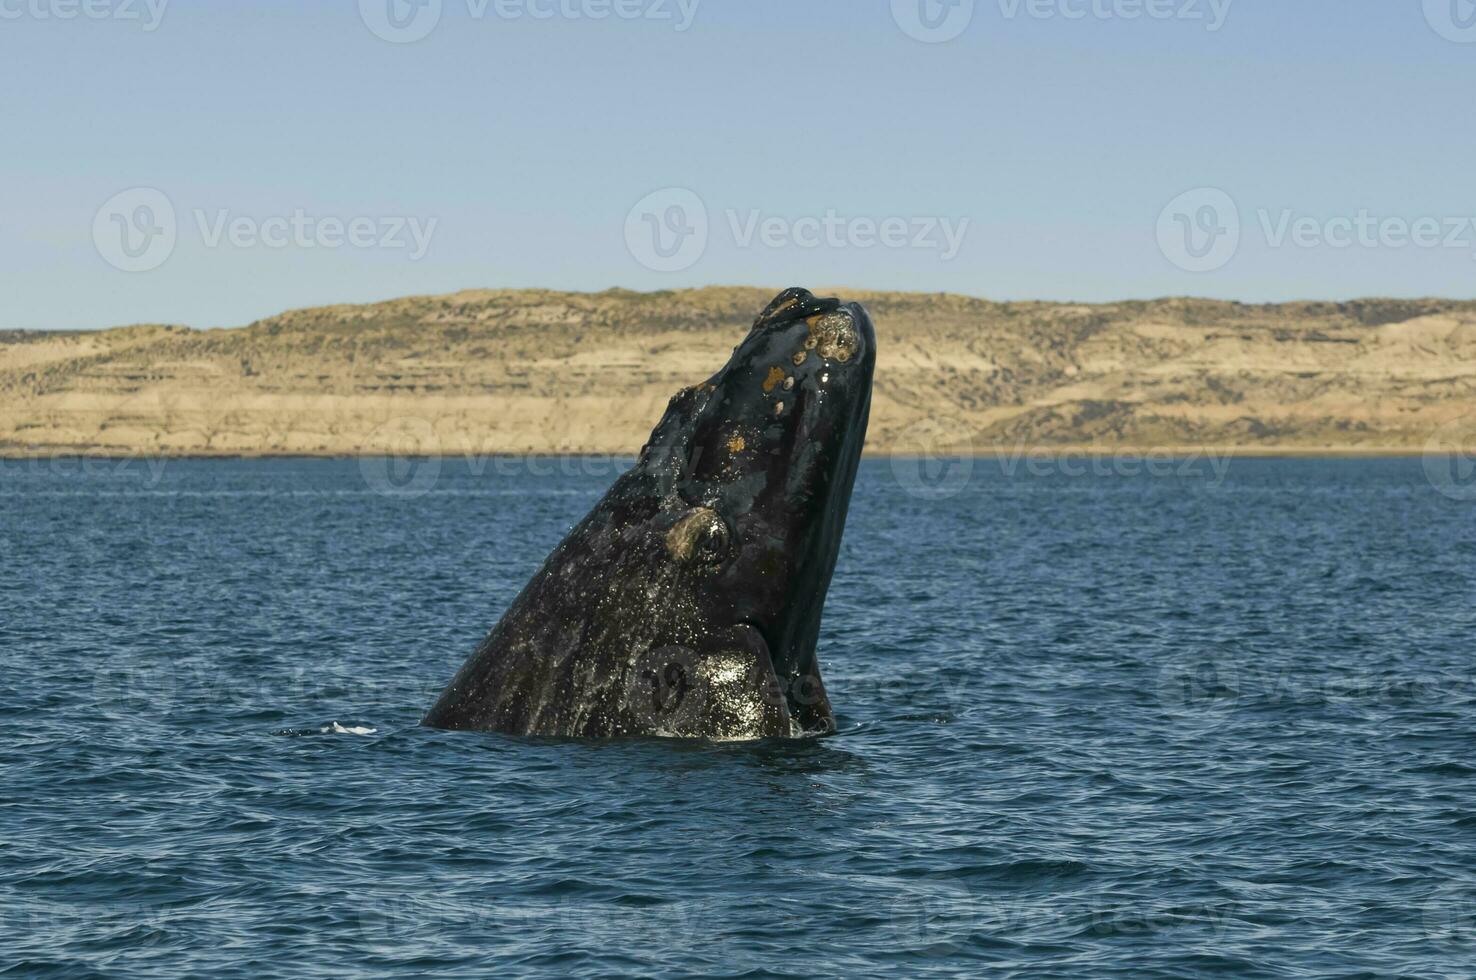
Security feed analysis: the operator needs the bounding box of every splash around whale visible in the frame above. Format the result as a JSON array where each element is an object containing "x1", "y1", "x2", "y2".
[{"x1": 422, "y1": 287, "x2": 876, "y2": 739}]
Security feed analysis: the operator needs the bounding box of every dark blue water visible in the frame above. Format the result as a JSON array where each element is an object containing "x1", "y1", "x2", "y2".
[{"x1": 3, "y1": 455, "x2": 1475, "y2": 978}]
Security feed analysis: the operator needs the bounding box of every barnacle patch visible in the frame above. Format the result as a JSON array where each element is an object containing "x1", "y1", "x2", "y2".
[
  {"x1": 807, "y1": 312, "x2": 858, "y2": 362},
  {"x1": 665, "y1": 508, "x2": 724, "y2": 563}
]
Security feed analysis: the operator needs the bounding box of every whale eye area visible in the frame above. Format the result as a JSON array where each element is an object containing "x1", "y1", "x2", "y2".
[{"x1": 665, "y1": 507, "x2": 731, "y2": 566}]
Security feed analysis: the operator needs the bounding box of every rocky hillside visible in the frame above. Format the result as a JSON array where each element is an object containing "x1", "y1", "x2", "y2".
[{"x1": 3, "y1": 287, "x2": 1475, "y2": 456}]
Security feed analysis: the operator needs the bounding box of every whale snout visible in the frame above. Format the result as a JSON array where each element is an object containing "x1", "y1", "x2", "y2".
[
  {"x1": 742, "y1": 290, "x2": 875, "y2": 389},
  {"x1": 834, "y1": 301, "x2": 876, "y2": 373},
  {"x1": 685, "y1": 289, "x2": 874, "y2": 731}
]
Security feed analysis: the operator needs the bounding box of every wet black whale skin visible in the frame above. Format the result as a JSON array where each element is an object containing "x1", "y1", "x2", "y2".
[{"x1": 422, "y1": 287, "x2": 876, "y2": 738}]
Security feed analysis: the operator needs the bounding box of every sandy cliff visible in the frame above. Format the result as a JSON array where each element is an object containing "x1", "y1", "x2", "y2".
[{"x1": 3, "y1": 287, "x2": 1475, "y2": 456}]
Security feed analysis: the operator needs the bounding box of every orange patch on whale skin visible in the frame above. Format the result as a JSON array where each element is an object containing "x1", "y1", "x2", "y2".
[
  {"x1": 762, "y1": 366, "x2": 787, "y2": 393},
  {"x1": 757, "y1": 296, "x2": 799, "y2": 326},
  {"x1": 674, "y1": 381, "x2": 717, "y2": 403},
  {"x1": 726, "y1": 435, "x2": 746, "y2": 453}
]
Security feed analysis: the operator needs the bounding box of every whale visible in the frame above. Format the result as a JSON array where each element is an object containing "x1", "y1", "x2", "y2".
[{"x1": 422, "y1": 287, "x2": 875, "y2": 738}]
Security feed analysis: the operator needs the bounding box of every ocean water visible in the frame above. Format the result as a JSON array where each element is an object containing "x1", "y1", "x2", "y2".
[{"x1": 3, "y1": 455, "x2": 1475, "y2": 978}]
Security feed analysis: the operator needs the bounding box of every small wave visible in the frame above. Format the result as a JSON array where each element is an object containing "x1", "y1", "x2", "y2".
[{"x1": 273, "y1": 722, "x2": 378, "y2": 736}]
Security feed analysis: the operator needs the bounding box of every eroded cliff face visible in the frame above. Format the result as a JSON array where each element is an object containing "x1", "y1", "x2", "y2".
[{"x1": 3, "y1": 288, "x2": 1475, "y2": 456}]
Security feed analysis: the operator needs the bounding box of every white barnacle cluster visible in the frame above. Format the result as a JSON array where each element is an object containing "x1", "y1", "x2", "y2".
[{"x1": 807, "y1": 311, "x2": 858, "y2": 363}]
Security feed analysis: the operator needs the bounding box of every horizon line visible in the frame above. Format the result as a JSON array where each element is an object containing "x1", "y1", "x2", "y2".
[{"x1": 7, "y1": 284, "x2": 1476, "y2": 335}]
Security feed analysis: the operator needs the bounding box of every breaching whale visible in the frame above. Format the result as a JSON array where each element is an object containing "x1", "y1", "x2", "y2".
[{"x1": 422, "y1": 287, "x2": 875, "y2": 739}]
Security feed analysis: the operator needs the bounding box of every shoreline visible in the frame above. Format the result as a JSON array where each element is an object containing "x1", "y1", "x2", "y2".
[{"x1": 5, "y1": 288, "x2": 1474, "y2": 463}]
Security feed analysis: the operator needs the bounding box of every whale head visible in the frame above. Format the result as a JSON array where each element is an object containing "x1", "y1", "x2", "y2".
[
  {"x1": 636, "y1": 287, "x2": 876, "y2": 732},
  {"x1": 423, "y1": 287, "x2": 875, "y2": 738}
]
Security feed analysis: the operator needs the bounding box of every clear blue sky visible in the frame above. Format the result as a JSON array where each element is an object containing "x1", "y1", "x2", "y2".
[{"x1": 2, "y1": 0, "x2": 1473, "y2": 330}]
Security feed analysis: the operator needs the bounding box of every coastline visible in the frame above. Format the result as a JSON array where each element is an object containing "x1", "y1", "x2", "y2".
[{"x1": 4, "y1": 287, "x2": 1474, "y2": 462}]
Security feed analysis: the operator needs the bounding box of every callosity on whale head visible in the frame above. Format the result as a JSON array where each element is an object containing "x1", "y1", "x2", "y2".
[{"x1": 422, "y1": 287, "x2": 875, "y2": 739}]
